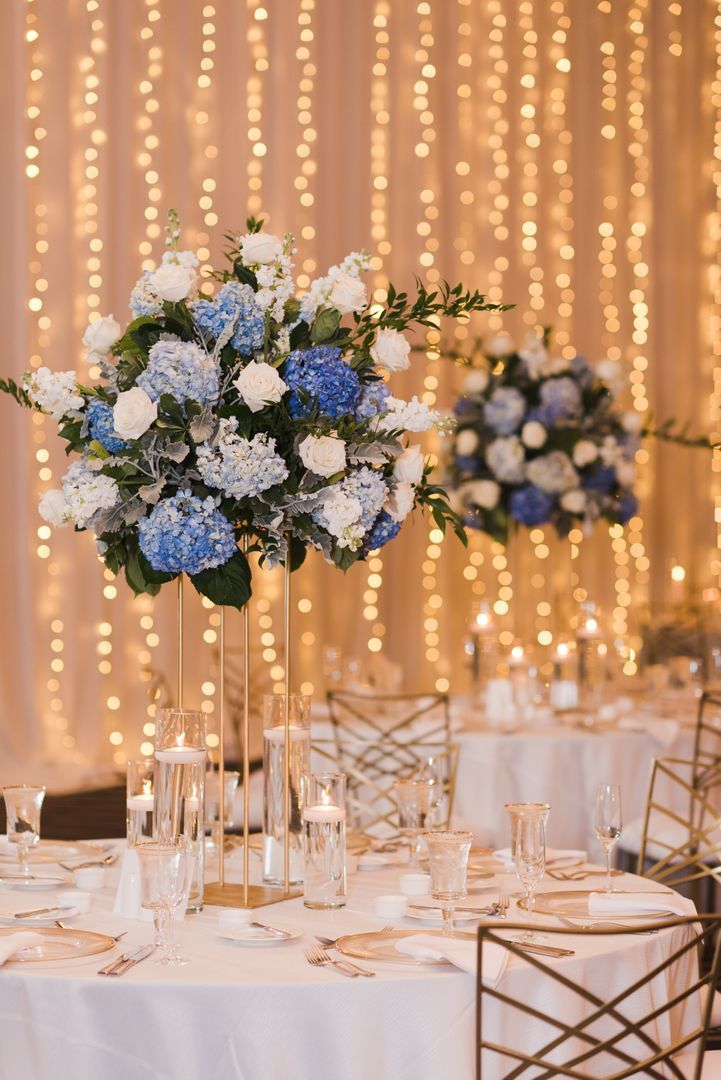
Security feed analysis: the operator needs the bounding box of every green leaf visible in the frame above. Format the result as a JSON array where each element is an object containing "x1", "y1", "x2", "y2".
[
  {"x1": 310, "y1": 308, "x2": 341, "y2": 344},
  {"x1": 138, "y1": 551, "x2": 176, "y2": 586},
  {"x1": 233, "y1": 262, "x2": 258, "y2": 289},
  {"x1": 288, "y1": 535, "x2": 307, "y2": 572},
  {"x1": 190, "y1": 550, "x2": 252, "y2": 610},
  {"x1": 125, "y1": 546, "x2": 158, "y2": 596},
  {"x1": 0, "y1": 377, "x2": 35, "y2": 409}
]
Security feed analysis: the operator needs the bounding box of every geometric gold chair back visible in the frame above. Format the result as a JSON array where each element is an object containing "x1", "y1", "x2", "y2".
[
  {"x1": 311, "y1": 736, "x2": 458, "y2": 837},
  {"x1": 327, "y1": 690, "x2": 451, "y2": 746},
  {"x1": 693, "y1": 689, "x2": 721, "y2": 777},
  {"x1": 477, "y1": 915, "x2": 721, "y2": 1080},
  {"x1": 637, "y1": 754, "x2": 721, "y2": 889}
]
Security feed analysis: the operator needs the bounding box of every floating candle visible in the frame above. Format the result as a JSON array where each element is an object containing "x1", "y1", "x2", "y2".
[
  {"x1": 126, "y1": 794, "x2": 154, "y2": 813},
  {"x1": 154, "y1": 746, "x2": 206, "y2": 765},
  {"x1": 302, "y1": 803, "x2": 346, "y2": 823}
]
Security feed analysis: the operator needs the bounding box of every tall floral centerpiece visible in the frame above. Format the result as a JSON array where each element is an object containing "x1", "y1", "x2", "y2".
[
  {"x1": 449, "y1": 332, "x2": 640, "y2": 544},
  {"x1": 3, "y1": 211, "x2": 502, "y2": 608}
]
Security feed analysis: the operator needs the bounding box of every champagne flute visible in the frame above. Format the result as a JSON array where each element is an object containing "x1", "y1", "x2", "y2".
[
  {"x1": 137, "y1": 840, "x2": 190, "y2": 965},
  {"x1": 423, "y1": 830, "x2": 473, "y2": 935},
  {"x1": 514, "y1": 815, "x2": 546, "y2": 943},
  {"x1": 595, "y1": 783, "x2": 622, "y2": 892},
  {"x1": 394, "y1": 778, "x2": 434, "y2": 867},
  {"x1": 2, "y1": 786, "x2": 46, "y2": 876}
]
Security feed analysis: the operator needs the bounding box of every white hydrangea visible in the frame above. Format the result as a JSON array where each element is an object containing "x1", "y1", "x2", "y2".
[
  {"x1": 196, "y1": 417, "x2": 289, "y2": 499},
  {"x1": 24, "y1": 367, "x2": 84, "y2": 421},
  {"x1": 518, "y1": 333, "x2": 548, "y2": 380},
  {"x1": 526, "y1": 450, "x2": 579, "y2": 494},
  {"x1": 486, "y1": 436, "x2": 525, "y2": 484},
  {"x1": 315, "y1": 489, "x2": 366, "y2": 549},
  {"x1": 61, "y1": 459, "x2": 120, "y2": 529},
  {"x1": 38, "y1": 489, "x2": 71, "y2": 528},
  {"x1": 300, "y1": 250, "x2": 372, "y2": 323},
  {"x1": 377, "y1": 395, "x2": 438, "y2": 433}
]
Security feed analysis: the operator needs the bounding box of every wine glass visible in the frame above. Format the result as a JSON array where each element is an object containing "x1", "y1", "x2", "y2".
[
  {"x1": 423, "y1": 830, "x2": 473, "y2": 935},
  {"x1": 514, "y1": 815, "x2": 546, "y2": 943},
  {"x1": 136, "y1": 840, "x2": 190, "y2": 965},
  {"x1": 394, "y1": 778, "x2": 434, "y2": 867},
  {"x1": 2, "y1": 785, "x2": 46, "y2": 876},
  {"x1": 595, "y1": 783, "x2": 622, "y2": 892}
]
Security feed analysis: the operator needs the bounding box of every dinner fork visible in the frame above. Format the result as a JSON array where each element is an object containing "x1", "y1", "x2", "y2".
[
  {"x1": 312, "y1": 938, "x2": 376, "y2": 976},
  {"x1": 57, "y1": 855, "x2": 117, "y2": 872},
  {"x1": 497, "y1": 892, "x2": 510, "y2": 919},
  {"x1": 556, "y1": 916, "x2": 658, "y2": 935},
  {"x1": 55, "y1": 919, "x2": 127, "y2": 941},
  {"x1": 305, "y1": 946, "x2": 362, "y2": 978}
]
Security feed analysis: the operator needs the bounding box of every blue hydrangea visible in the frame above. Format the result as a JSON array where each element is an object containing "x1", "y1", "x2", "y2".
[
  {"x1": 129, "y1": 271, "x2": 163, "y2": 318},
  {"x1": 361, "y1": 510, "x2": 402, "y2": 555},
  {"x1": 283, "y1": 346, "x2": 361, "y2": 420},
  {"x1": 582, "y1": 466, "x2": 616, "y2": 494},
  {"x1": 483, "y1": 386, "x2": 526, "y2": 435},
  {"x1": 509, "y1": 485, "x2": 555, "y2": 526},
  {"x1": 193, "y1": 281, "x2": 265, "y2": 356},
  {"x1": 538, "y1": 377, "x2": 582, "y2": 424},
  {"x1": 138, "y1": 491, "x2": 236, "y2": 575},
  {"x1": 137, "y1": 337, "x2": 220, "y2": 407},
  {"x1": 616, "y1": 492, "x2": 638, "y2": 523},
  {"x1": 454, "y1": 398, "x2": 477, "y2": 419},
  {"x1": 355, "y1": 382, "x2": 391, "y2": 422},
  {"x1": 87, "y1": 399, "x2": 126, "y2": 453},
  {"x1": 455, "y1": 454, "x2": 481, "y2": 472}
]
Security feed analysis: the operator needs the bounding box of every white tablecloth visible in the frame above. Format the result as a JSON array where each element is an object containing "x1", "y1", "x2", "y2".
[{"x1": 0, "y1": 843, "x2": 700, "y2": 1080}]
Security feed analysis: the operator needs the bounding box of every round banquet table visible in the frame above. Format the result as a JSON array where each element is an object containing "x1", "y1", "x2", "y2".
[{"x1": 0, "y1": 841, "x2": 700, "y2": 1080}]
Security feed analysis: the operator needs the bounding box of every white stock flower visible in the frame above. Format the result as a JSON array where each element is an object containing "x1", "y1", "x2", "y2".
[
  {"x1": 456, "y1": 428, "x2": 480, "y2": 455},
  {"x1": 622, "y1": 411, "x2": 643, "y2": 434},
  {"x1": 486, "y1": 436, "x2": 525, "y2": 484},
  {"x1": 298, "y1": 434, "x2": 347, "y2": 477},
  {"x1": 24, "y1": 367, "x2": 84, "y2": 421},
  {"x1": 572, "y1": 439, "x2": 599, "y2": 468},
  {"x1": 113, "y1": 387, "x2": 158, "y2": 440},
  {"x1": 234, "y1": 360, "x2": 288, "y2": 413},
  {"x1": 560, "y1": 489, "x2": 586, "y2": 514},
  {"x1": 61, "y1": 459, "x2": 119, "y2": 530},
  {"x1": 38, "y1": 489, "x2": 70, "y2": 527},
  {"x1": 464, "y1": 368, "x2": 489, "y2": 395},
  {"x1": 526, "y1": 450, "x2": 578, "y2": 494},
  {"x1": 161, "y1": 250, "x2": 199, "y2": 270},
  {"x1": 300, "y1": 251, "x2": 371, "y2": 323},
  {"x1": 371, "y1": 328, "x2": 411, "y2": 373},
  {"x1": 378, "y1": 396, "x2": 437, "y2": 433},
  {"x1": 393, "y1": 444, "x2": 425, "y2": 485},
  {"x1": 239, "y1": 232, "x2": 283, "y2": 265},
  {"x1": 466, "y1": 479, "x2": 500, "y2": 510},
  {"x1": 149, "y1": 263, "x2": 196, "y2": 302},
  {"x1": 82, "y1": 315, "x2": 121, "y2": 358},
  {"x1": 384, "y1": 482, "x2": 415, "y2": 523},
  {"x1": 329, "y1": 272, "x2": 367, "y2": 315},
  {"x1": 518, "y1": 334, "x2": 548, "y2": 379},
  {"x1": 521, "y1": 421, "x2": 547, "y2": 449}
]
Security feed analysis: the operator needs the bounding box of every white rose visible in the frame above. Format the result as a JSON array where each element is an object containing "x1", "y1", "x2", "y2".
[
  {"x1": 616, "y1": 460, "x2": 635, "y2": 487},
  {"x1": 560, "y1": 489, "x2": 586, "y2": 514},
  {"x1": 38, "y1": 489, "x2": 70, "y2": 527},
  {"x1": 485, "y1": 334, "x2": 513, "y2": 358},
  {"x1": 149, "y1": 263, "x2": 196, "y2": 302},
  {"x1": 328, "y1": 272, "x2": 367, "y2": 315},
  {"x1": 393, "y1": 444, "x2": 425, "y2": 485},
  {"x1": 239, "y1": 232, "x2": 283, "y2": 265},
  {"x1": 464, "y1": 368, "x2": 489, "y2": 395},
  {"x1": 467, "y1": 479, "x2": 500, "y2": 510},
  {"x1": 113, "y1": 387, "x2": 158, "y2": 440},
  {"x1": 82, "y1": 315, "x2": 121, "y2": 357},
  {"x1": 456, "y1": 429, "x2": 480, "y2": 455},
  {"x1": 384, "y1": 482, "x2": 415, "y2": 523},
  {"x1": 234, "y1": 361, "x2": 288, "y2": 413},
  {"x1": 622, "y1": 410, "x2": 643, "y2": 434},
  {"x1": 298, "y1": 434, "x2": 346, "y2": 477},
  {"x1": 521, "y1": 421, "x2": 547, "y2": 449},
  {"x1": 573, "y1": 440, "x2": 599, "y2": 468},
  {"x1": 370, "y1": 328, "x2": 411, "y2": 373}
]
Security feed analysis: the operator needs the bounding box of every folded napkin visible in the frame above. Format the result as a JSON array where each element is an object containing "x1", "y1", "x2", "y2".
[
  {"x1": 588, "y1": 891, "x2": 695, "y2": 918},
  {"x1": 493, "y1": 847, "x2": 586, "y2": 869},
  {"x1": 617, "y1": 715, "x2": 680, "y2": 750},
  {"x1": 395, "y1": 933, "x2": 508, "y2": 985},
  {"x1": 0, "y1": 931, "x2": 44, "y2": 966}
]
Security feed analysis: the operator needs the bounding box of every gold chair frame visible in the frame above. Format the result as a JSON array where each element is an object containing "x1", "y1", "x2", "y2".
[
  {"x1": 477, "y1": 915, "x2": 721, "y2": 1079},
  {"x1": 693, "y1": 690, "x2": 721, "y2": 776}
]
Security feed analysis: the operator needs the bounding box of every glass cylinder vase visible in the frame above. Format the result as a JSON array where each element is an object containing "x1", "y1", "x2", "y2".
[
  {"x1": 262, "y1": 693, "x2": 310, "y2": 886},
  {"x1": 302, "y1": 772, "x2": 347, "y2": 909},
  {"x1": 126, "y1": 760, "x2": 155, "y2": 847},
  {"x1": 154, "y1": 708, "x2": 207, "y2": 912}
]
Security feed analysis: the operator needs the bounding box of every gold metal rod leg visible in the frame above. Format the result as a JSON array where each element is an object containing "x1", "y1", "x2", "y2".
[
  {"x1": 219, "y1": 607, "x2": 225, "y2": 888},
  {"x1": 177, "y1": 574, "x2": 184, "y2": 709},
  {"x1": 284, "y1": 534, "x2": 291, "y2": 894},
  {"x1": 243, "y1": 536, "x2": 251, "y2": 907}
]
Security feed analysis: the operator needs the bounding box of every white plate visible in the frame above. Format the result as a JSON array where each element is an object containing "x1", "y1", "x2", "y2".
[
  {"x1": 0, "y1": 875, "x2": 71, "y2": 890},
  {"x1": 0, "y1": 840, "x2": 104, "y2": 865},
  {"x1": 405, "y1": 907, "x2": 483, "y2": 925},
  {"x1": 356, "y1": 853, "x2": 397, "y2": 871},
  {"x1": 0, "y1": 906, "x2": 79, "y2": 925},
  {"x1": 218, "y1": 925, "x2": 301, "y2": 946}
]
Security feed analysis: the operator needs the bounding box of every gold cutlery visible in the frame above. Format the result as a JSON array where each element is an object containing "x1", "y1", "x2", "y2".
[
  {"x1": 54, "y1": 919, "x2": 127, "y2": 941},
  {"x1": 556, "y1": 916, "x2": 658, "y2": 935},
  {"x1": 312, "y1": 938, "x2": 375, "y2": 976},
  {"x1": 511, "y1": 940, "x2": 575, "y2": 957},
  {"x1": 98, "y1": 945, "x2": 153, "y2": 976},
  {"x1": 305, "y1": 946, "x2": 363, "y2": 978},
  {"x1": 248, "y1": 921, "x2": 291, "y2": 939}
]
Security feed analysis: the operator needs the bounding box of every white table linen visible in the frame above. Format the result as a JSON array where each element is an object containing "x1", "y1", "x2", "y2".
[{"x1": 0, "y1": 843, "x2": 701, "y2": 1080}]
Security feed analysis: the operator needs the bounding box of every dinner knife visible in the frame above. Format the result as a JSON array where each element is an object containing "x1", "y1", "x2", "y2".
[
  {"x1": 14, "y1": 905, "x2": 71, "y2": 920},
  {"x1": 107, "y1": 945, "x2": 154, "y2": 977},
  {"x1": 98, "y1": 946, "x2": 150, "y2": 976},
  {"x1": 511, "y1": 941, "x2": 575, "y2": 958}
]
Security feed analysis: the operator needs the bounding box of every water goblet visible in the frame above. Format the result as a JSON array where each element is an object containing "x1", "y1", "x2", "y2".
[
  {"x1": 136, "y1": 840, "x2": 190, "y2": 966},
  {"x1": 514, "y1": 815, "x2": 546, "y2": 942},
  {"x1": 2, "y1": 785, "x2": 46, "y2": 875},
  {"x1": 395, "y1": 778, "x2": 434, "y2": 867},
  {"x1": 595, "y1": 783, "x2": 622, "y2": 892},
  {"x1": 423, "y1": 830, "x2": 473, "y2": 935}
]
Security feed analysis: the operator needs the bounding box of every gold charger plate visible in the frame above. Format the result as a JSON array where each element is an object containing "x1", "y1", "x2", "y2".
[
  {"x1": 337, "y1": 928, "x2": 474, "y2": 966},
  {"x1": 228, "y1": 830, "x2": 372, "y2": 856},
  {"x1": 0, "y1": 840, "x2": 104, "y2": 865},
  {"x1": 0, "y1": 926, "x2": 115, "y2": 962},
  {"x1": 517, "y1": 889, "x2": 675, "y2": 920}
]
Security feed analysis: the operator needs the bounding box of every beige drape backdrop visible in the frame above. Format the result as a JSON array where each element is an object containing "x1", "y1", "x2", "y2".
[{"x1": 1, "y1": 0, "x2": 719, "y2": 778}]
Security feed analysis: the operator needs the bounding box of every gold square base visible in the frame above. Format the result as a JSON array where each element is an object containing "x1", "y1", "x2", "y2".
[{"x1": 203, "y1": 882, "x2": 303, "y2": 909}]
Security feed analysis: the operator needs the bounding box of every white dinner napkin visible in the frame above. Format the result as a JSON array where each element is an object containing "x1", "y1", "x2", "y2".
[
  {"x1": 588, "y1": 891, "x2": 695, "y2": 918},
  {"x1": 493, "y1": 847, "x2": 586, "y2": 869},
  {"x1": 0, "y1": 931, "x2": 44, "y2": 965},
  {"x1": 394, "y1": 933, "x2": 508, "y2": 985},
  {"x1": 616, "y1": 715, "x2": 680, "y2": 750}
]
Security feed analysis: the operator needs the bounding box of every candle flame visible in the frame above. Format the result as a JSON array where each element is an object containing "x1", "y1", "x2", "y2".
[
  {"x1": 557, "y1": 642, "x2": 569, "y2": 658},
  {"x1": 142, "y1": 778, "x2": 152, "y2": 796},
  {"x1": 176, "y1": 732, "x2": 186, "y2": 749},
  {"x1": 511, "y1": 645, "x2": 524, "y2": 660},
  {"x1": 322, "y1": 791, "x2": 330, "y2": 806},
  {"x1": 586, "y1": 618, "x2": 598, "y2": 633}
]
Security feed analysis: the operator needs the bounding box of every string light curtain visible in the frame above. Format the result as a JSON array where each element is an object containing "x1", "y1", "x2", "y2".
[{"x1": 0, "y1": 0, "x2": 718, "y2": 774}]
